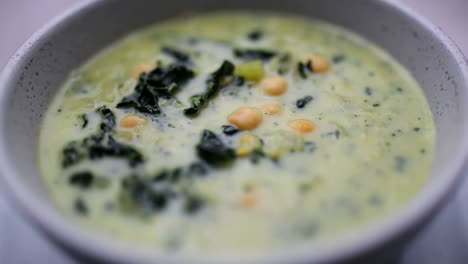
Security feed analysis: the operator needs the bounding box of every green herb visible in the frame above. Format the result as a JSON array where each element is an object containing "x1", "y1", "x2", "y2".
[
  {"x1": 332, "y1": 54, "x2": 346, "y2": 63},
  {"x1": 394, "y1": 156, "x2": 407, "y2": 172},
  {"x1": 277, "y1": 53, "x2": 292, "y2": 75},
  {"x1": 119, "y1": 174, "x2": 171, "y2": 214},
  {"x1": 249, "y1": 149, "x2": 266, "y2": 164},
  {"x1": 117, "y1": 62, "x2": 194, "y2": 115},
  {"x1": 296, "y1": 95, "x2": 314, "y2": 109},
  {"x1": 69, "y1": 171, "x2": 94, "y2": 189},
  {"x1": 321, "y1": 130, "x2": 340, "y2": 139},
  {"x1": 62, "y1": 107, "x2": 144, "y2": 168},
  {"x1": 184, "y1": 60, "x2": 235, "y2": 116},
  {"x1": 222, "y1": 125, "x2": 239, "y2": 135},
  {"x1": 297, "y1": 61, "x2": 313, "y2": 79},
  {"x1": 196, "y1": 130, "x2": 236, "y2": 166},
  {"x1": 118, "y1": 166, "x2": 209, "y2": 215},
  {"x1": 97, "y1": 106, "x2": 116, "y2": 132},
  {"x1": 152, "y1": 162, "x2": 207, "y2": 183},
  {"x1": 184, "y1": 194, "x2": 205, "y2": 214},
  {"x1": 161, "y1": 46, "x2": 191, "y2": 63},
  {"x1": 304, "y1": 141, "x2": 317, "y2": 152},
  {"x1": 74, "y1": 198, "x2": 88, "y2": 215},
  {"x1": 233, "y1": 48, "x2": 276, "y2": 61},
  {"x1": 247, "y1": 29, "x2": 263, "y2": 41},
  {"x1": 88, "y1": 136, "x2": 144, "y2": 167},
  {"x1": 80, "y1": 114, "x2": 88, "y2": 128}
]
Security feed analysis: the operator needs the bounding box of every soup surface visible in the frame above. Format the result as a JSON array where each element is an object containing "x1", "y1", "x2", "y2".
[{"x1": 39, "y1": 13, "x2": 434, "y2": 254}]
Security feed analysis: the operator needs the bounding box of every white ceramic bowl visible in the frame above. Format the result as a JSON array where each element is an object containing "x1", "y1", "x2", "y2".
[{"x1": 0, "y1": 0, "x2": 467, "y2": 263}]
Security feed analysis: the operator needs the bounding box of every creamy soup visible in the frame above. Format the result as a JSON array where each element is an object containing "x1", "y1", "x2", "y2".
[{"x1": 39, "y1": 13, "x2": 434, "y2": 254}]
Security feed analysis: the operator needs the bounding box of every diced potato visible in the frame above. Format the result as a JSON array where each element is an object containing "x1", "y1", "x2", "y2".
[{"x1": 235, "y1": 60, "x2": 265, "y2": 81}]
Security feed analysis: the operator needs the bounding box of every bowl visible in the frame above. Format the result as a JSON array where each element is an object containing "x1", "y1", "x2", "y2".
[{"x1": 1, "y1": 0, "x2": 467, "y2": 263}]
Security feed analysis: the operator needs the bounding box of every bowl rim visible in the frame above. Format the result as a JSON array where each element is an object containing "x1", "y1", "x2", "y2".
[{"x1": 0, "y1": 0, "x2": 468, "y2": 263}]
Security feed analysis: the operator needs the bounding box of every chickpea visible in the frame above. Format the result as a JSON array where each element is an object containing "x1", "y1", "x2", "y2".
[
  {"x1": 132, "y1": 63, "x2": 155, "y2": 79},
  {"x1": 288, "y1": 119, "x2": 316, "y2": 133},
  {"x1": 240, "y1": 189, "x2": 258, "y2": 209},
  {"x1": 261, "y1": 103, "x2": 283, "y2": 115},
  {"x1": 228, "y1": 107, "x2": 263, "y2": 131},
  {"x1": 307, "y1": 55, "x2": 329, "y2": 73},
  {"x1": 237, "y1": 132, "x2": 261, "y2": 156},
  {"x1": 120, "y1": 114, "x2": 145, "y2": 129},
  {"x1": 259, "y1": 76, "x2": 288, "y2": 96}
]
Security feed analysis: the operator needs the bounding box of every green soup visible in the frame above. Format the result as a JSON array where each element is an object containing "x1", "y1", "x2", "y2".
[{"x1": 39, "y1": 13, "x2": 434, "y2": 254}]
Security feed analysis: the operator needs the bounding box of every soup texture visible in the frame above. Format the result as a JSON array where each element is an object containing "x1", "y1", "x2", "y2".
[{"x1": 39, "y1": 13, "x2": 434, "y2": 254}]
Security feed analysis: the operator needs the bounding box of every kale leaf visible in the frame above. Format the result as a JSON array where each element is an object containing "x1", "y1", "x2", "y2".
[
  {"x1": 234, "y1": 48, "x2": 277, "y2": 61},
  {"x1": 119, "y1": 174, "x2": 172, "y2": 214},
  {"x1": 80, "y1": 114, "x2": 88, "y2": 128},
  {"x1": 117, "y1": 62, "x2": 195, "y2": 115},
  {"x1": 297, "y1": 61, "x2": 313, "y2": 79},
  {"x1": 119, "y1": 165, "x2": 208, "y2": 215},
  {"x1": 222, "y1": 125, "x2": 239, "y2": 135},
  {"x1": 296, "y1": 95, "x2": 314, "y2": 109},
  {"x1": 196, "y1": 130, "x2": 236, "y2": 166},
  {"x1": 184, "y1": 60, "x2": 235, "y2": 116},
  {"x1": 74, "y1": 198, "x2": 88, "y2": 215},
  {"x1": 87, "y1": 136, "x2": 144, "y2": 167},
  {"x1": 69, "y1": 171, "x2": 94, "y2": 189},
  {"x1": 97, "y1": 106, "x2": 116, "y2": 132},
  {"x1": 62, "y1": 106, "x2": 144, "y2": 168},
  {"x1": 161, "y1": 46, "x2": 191, "y2": 63},
  {"x1": 247, "y1": 29, "x2": 264, "y2": 41}
]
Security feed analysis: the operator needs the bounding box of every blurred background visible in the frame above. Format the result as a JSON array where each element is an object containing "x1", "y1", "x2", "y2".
[{"x1": 1, "y1": 0, "x2": 468, "y2": 263}]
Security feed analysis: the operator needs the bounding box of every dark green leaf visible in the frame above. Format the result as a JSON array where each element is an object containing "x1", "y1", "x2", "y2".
[
  {"x1": 247, "y1": 29, "x2": 263, "y2": 41},
  {"x1": 184, "y1": 60, "x2": 235, "y2": 116},
  {"x1": 69, "y1": 171, "x2": 94, "y2": 189},
  {"x1": 74, "y1": 198, "x2": 88, "y2": 215},
  {"x1": 297, "y1": 61, "x2": 313, "y2": 79},
  {"x1": 222, "y1": 125, "x2": 239, "y2": 135},
  {"x1": 296, "y1": 96, "x2": 314, "y2": 109},
  {"x1": 117, "y1": 63, "x2": 195, "y2": 115},
  {"x1": 80, "y1": 114, "x2": 88, "y2": 128},
  {"x1": 161, "y1": 46, "x2": 191, "y2": 63},
  {"x1": 196, "y1": 130, "x2": 236, "y2": 166},
  {"x1": 234, "y1": 48, "x2": 276, "y2": 61}
]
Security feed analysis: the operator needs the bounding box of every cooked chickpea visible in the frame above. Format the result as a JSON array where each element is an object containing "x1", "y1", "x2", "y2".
[
  {"x1": 307, "y1": 55, "x2": 330, "y2": 73},
  {"x1": 132, "y1": 63, "x2": 155, "y2": 79},
  {"x1": 240, "y1": 188, "x2": 258, "y2": 209},
  {"x1": 288, "y1": 119, "x2": 316, "y2": 133},
  {"x1": 259, "y1": 76, "x2": 288, "y2": 96},
  {"x1": 228, "y1": 107, "x2": 263, "y2": 131},
  {"x1": 261, "y1": 103, "x2": 283, "y2": 115},
  {"x1": 237, "y1": 132, "x2": 261, "y2": 156},
  {"x1": 120, "y1": 114, "x2": 145, "y2": 129}
]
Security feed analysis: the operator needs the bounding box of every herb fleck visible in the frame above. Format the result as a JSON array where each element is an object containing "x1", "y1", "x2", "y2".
[
  {"x1": 296, "y1": 95, "x2": 314, "y2": 109},
  {"x1": 80, "y1": 114, "x2": 88, "y2": 128},
  {"x1": 74, "y1": 198, "x2": 88, "y2": 215},
  {"x1": 247, "y1": 29, "x2": 263, "y2": 41},
  {"x1": 233, "y1": 49, "x2": 276, "y2": 61},
  {"x1": 69, "y1": 171, "x2": 94, "y2": 189},
  {"x1": 222, "y1": 125, "x2": 239, "y2": 135},
  {"x1": 184, "y1": 60, "x2": 235, "y2": 116},
  {"x1": 196, "y1": 130, "x2": 236, "y2": 166},
  {"x1": 332, "y1": 54, "x2": 346, "y2": 63}
]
